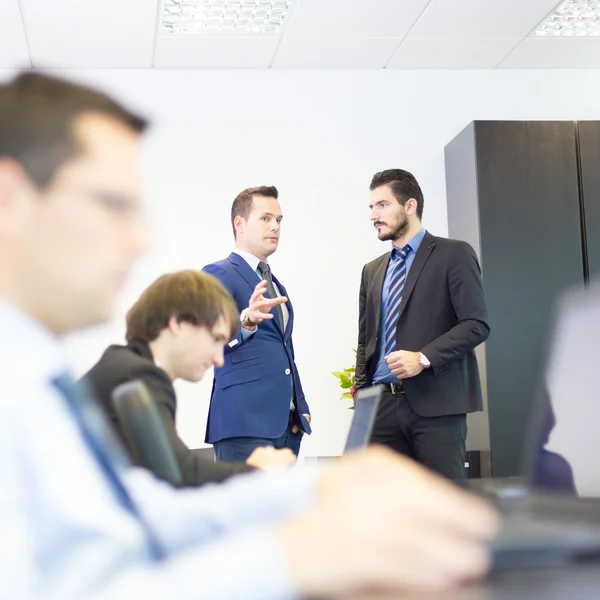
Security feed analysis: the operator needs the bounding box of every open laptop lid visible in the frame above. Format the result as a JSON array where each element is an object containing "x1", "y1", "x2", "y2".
[
  {"x1": 343, "y1": 384, "x2": 382, "y2": 453},
  {"x1": 521, "y1": 282, "x2": 600, "y2": 497}
]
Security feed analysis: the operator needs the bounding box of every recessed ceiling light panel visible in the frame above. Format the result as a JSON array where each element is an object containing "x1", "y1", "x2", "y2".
[
  {"x1": 161, "y1": 0, "x2": 293, "y2": 35},
  {"x1": 535, "y1": 0, "x2": 600, "y2": 37}
]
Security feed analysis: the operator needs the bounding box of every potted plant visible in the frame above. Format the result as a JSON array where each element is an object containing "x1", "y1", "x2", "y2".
[{"x1": 332, "y1": 350, "x2": 356, "y2": 408}]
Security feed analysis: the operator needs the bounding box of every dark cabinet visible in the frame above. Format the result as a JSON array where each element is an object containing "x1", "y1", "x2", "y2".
[{"x1": 445, "y1": 121, "x2": 596, "y2": 477}]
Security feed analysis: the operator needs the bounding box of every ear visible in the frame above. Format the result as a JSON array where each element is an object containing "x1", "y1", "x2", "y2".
[
  {"x1": 0, "y1": 160, "x2": 31, "y2": 238},
  {"x1": 167, "y1": 315, "x2": 182, "y2": 335},
  {"x1": 233, "y1": 214, "x2": 245, "y2": 236},
  {"x1": 405, "y1": 197, "x2": 418, "y2": 216},
  {"x1": 0, "y1": 159, "x2": 25, "y2": 211}
]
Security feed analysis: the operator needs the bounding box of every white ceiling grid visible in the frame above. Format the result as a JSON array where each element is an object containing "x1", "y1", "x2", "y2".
[{"x1": 3, "y1": 0, "x2": 600, "y2": 69}]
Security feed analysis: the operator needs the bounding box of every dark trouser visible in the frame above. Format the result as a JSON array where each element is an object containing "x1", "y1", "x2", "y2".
[
  {"x1": 213, "y1": 412, "x2": 303, "y2": 462},
  {"x1": 370, "y1": 388, "x2": 467, "y2": 480}
]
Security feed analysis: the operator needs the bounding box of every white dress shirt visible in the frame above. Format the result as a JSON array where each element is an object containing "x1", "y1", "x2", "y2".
[{"x1": 0, "y1": 299, "x2": 317, "y2": 600}]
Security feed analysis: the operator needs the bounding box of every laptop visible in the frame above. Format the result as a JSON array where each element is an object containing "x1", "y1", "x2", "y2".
[
  {"x1": 343, "y1": 384, "x2": 383, "y2": 453},
  {"x1": 481, "y1": 283, "x2": 600, "y2": 568}
]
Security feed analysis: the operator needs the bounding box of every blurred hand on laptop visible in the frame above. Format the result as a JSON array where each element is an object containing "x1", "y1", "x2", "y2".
[
  {"x1": 246, "y1": 446, "x2": 297, "y2": 470},
  {"x1": 280, "y1": 446, "x2": 500, "y2": 596}
]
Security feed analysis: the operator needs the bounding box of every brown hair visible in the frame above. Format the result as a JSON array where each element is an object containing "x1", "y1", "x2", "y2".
[
  {"x1": 230, "y1": 185, "x2": 278, "y2": 238},
  {"x1": 0, "y1": 72, "x2": 148, "y2": 189},
  {"x1": 126, "y1": 270, "x2": 238, "y2": 342}
]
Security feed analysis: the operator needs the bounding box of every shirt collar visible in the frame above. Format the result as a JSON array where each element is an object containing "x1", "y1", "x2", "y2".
[
  {"x1": 232, "y1": 248, "x2": 263, "y2": 273},
  {"x1": 392, "y1": 227, "x2": 427, "y2": 257}
]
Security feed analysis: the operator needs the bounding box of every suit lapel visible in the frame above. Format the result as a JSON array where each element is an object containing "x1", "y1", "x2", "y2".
[
  {"x1": 397, "y1": 232, "x2": 436, "y2": 319},
  {"x1": 228, "y1": 252, "x2": 260, "y2": 293},
  {"x1": 370, "y1": 253, "x2": 391, "y2": 329}
]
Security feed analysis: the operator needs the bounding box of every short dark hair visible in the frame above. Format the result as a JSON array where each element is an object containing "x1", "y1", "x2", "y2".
[
  {"x1": 126, "y1": 270, "x2": 239, "y2": 343},
  {"x1": 0, "y1": 72, "x2": 148, "y2": 189},
  {"x1": 231, "y1": 185, "x2": 278, "y2": 238},
  {"x1": 370, "y1": 169, "x2": 424, "y2": 220}
]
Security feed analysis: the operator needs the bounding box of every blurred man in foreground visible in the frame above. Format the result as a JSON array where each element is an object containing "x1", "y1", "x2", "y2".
[{"x1": 0, "y1": 71, "x2": 499, "y2": 599}]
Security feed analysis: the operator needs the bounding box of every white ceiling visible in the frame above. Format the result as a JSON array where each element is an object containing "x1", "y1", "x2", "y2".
[{"x1": 2, "y1": 0, "x2": 600, "y2": 70}]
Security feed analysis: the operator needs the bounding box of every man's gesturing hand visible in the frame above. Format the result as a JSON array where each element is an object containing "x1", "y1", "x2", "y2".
[{"x1": 242, "y1": 280, "x2": 287, "y2": 329}]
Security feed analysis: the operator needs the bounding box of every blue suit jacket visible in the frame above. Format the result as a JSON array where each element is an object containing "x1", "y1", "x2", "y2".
[{"x1": 203, "y1": 253, "x2": 311, "y2": 443}]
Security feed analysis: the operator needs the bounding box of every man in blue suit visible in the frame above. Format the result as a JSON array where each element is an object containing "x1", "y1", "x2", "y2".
[{"x1": 203, "y1": 186, "x2": 311, "y2": 461}]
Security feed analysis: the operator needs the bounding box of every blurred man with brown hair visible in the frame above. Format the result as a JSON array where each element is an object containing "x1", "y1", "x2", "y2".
[{"x1": 84, "y1": 269, "x2": 296, "y2": 487}]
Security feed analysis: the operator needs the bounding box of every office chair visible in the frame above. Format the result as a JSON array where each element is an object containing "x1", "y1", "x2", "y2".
[{"x1": 111, "y1": 379, "x2": 183, "y2": 487}]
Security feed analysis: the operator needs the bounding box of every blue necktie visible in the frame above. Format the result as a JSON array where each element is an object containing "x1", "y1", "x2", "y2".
[
  {"x1": 384, "y1": 245, "x2": 411, "y2": 357},
  {"x1": 52, "y1": 372, "x2": 164, "y2": 561}
]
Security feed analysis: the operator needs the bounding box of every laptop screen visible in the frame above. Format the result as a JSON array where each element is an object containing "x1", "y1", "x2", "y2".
[
  {"x1": 539, "y1": 285, "x2": 600, "y2": 497},
  {"x1": 343, "y1": 385, "x2": 382, "y2": 453}
]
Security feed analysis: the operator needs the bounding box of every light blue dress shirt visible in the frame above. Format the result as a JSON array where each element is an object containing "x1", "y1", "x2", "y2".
[
  {"x1": 0, "y1": 299, "x2": 317, "y2": 600},
  {"x1": 373, "y1": 228, "x2": 427, "y2": 384}
]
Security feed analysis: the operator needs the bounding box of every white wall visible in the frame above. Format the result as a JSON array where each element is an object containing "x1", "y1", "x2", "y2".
[{"x1": 4, "y1": 68, "x2": 600, "y2": 458}]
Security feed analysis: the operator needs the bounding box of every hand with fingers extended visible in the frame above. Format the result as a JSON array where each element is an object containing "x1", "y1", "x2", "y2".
[
  {"x1": 279, "y1": 446, "x2": 500, "y2": 597},
  {"x1": 241, "y1": 279, "x2": 288, "y2": 330}
]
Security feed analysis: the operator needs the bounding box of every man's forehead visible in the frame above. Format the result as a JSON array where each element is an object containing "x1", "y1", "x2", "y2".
[
  {"x1": 72, "y1": 111, "x2": 139, "y2": 150},
  {"x1": 56, "y1": 112, "x2": 142, "y2": 189},
  {"x1": 371, "y1": 184, "x2": 392, "y2": 197},
  {"x1": 251, "y1": 195, "x2": 281, "y2": 212}
]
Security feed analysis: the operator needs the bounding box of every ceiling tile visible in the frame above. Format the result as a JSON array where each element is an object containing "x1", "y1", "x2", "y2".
[
  {"x1": 0, "y1": 0, "x2": 25, "y2": 36},
  {"x1": 0, "y1": 0, "x2": 29, "y2": 68},
  {"x1": 500, "y1": 38, "x2": 600, "y2": 69},
  {"x1": 388, "y1": 38, "x2": 522, "y2": 69},
  {"x1": 29, "y1": 37, "x2": 154, "y2": 69},
  {"x1": 273, "y1": 37, "x2": 400, "y2": 68},
  {"x1": 409, "y1": 0, "x2": 559, "y2": 38},
  {"x1": 0, "y1": 36, "x2": 30, "y2": 69},
  {"x1": 19, "y1": 0, "x2": 159, "y2": 39},
  {"x1": 285, "y1": 0, "x2": 430, "y2": 38},
  {"x1": 154, "y1": 36, "x2": 280, "y2": 68}
]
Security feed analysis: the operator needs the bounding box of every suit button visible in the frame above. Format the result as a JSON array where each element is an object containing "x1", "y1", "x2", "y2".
[{"x1": 285, "y1": 368, "x2": 291, "y2": 375}]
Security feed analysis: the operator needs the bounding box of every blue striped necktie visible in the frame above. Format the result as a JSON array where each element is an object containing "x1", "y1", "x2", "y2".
[{"x1": 384, "y1": 245, "x2": 411, "y2": 357}]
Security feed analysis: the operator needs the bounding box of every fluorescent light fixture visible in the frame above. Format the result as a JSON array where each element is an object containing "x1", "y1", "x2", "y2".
[
  {"x1": 161, "y1": 0, "x2": 293, "y2": 35},
  {"x1": 535, "y1": 0, "x2": 600, "y2": 37}
]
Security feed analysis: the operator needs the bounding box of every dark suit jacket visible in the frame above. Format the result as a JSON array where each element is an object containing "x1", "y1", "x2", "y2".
[
  {"x1": 82, "y1": 340, "x2": 253, "y2": 486},
  {"x1": 356, "y1": 231, "x2": 490, "y2": 417},
  {"x1": 203, "y1": 253, "x2": 311, "y2": 443}
]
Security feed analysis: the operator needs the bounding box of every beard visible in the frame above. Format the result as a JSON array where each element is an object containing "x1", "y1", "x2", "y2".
[{"x1": 376, "y1": 214, "x2": 409, "y2": 242}]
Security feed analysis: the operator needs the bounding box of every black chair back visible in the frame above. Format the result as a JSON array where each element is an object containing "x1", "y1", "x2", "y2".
[{"x1": 112, "y1": 379, "x2": 183, "y2": 487}]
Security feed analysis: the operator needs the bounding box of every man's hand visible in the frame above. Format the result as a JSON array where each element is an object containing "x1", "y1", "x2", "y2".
[
  {"x1": 242, "y1": 280, "x2": 287, "y2": 330},
  {"x1": 279, "y1": 446, "x2": 500, "y2": 597},
  {"x1": 246, "y1": 446, "x2": 296, "y2": 470},
  {"x1": 292, "y1": 414, "x2": 310, "y2": 435},
  {"x1": 386, "y1": 350, "x2": 423, "y2": 379}
]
